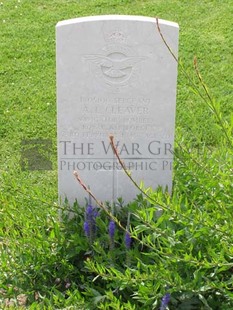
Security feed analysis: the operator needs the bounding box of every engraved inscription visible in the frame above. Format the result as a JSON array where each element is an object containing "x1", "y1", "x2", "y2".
[
  {"x1": 80, "y1": 96, "x2": 150, "y2": 104},
  {"x1": 59, "y1": 96, "x2": 173, "y2": 139}
]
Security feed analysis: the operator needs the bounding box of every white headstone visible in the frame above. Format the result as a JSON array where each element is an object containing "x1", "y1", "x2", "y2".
[{"x1": 56, "y1": 15, "x2": 179, "y2": 206}]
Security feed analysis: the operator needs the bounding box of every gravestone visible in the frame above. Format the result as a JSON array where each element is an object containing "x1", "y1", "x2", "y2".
[{"x1": 56, "y1": 15, "x2": 179, "y2": 206}]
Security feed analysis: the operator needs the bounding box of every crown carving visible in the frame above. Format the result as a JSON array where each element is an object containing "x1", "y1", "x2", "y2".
[{"x1": 105, "y1": 30, "x2": 127, "y2": 44}]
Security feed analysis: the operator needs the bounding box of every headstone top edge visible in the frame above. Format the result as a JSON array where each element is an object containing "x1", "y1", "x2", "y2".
[{"x1": 56, "y1": 15, "x2": 179, "y2": 29}]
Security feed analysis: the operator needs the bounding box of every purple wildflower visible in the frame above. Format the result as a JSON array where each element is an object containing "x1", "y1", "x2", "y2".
[
  {"x1": 125, "y1": 231, "x2": 131, "y2": 249},
  {"x1": 84, "y1": 205, "x2": 98, "y2": 239},
  {"x1": 83, "y1": 221, "x2": 90, "y2": 237},
  {"x1": 160, "y1": 293, "x2": 171, "y2": 310},
  {"x1": 108, "y1": 220, "x2": 116, "y2": 239},
  {"x1": 86, "y1": 205, "x2": 94, "y2": 220}
]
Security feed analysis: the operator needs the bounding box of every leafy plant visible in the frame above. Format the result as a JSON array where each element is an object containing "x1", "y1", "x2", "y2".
[{"x1": 1, "y1": 1, "x2": 232, "y2": 309}]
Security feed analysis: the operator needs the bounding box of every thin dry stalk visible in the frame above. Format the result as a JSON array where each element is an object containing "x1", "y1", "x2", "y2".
[
  {"x1": 193, "y1": 57, "x2": 232, "y2": 148},
  {"x1": 74, "y1": 171, "x2": 130, "y2": 236}
]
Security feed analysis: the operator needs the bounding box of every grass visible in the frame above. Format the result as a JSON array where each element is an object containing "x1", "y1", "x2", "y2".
[{"x1": 0, "y1": 0, "x2": 233, "y2": 309}]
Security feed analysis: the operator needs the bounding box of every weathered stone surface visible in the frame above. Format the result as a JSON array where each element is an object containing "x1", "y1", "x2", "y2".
[{"x1": 56, "y1": 15, "x2": 179, "y2": 206}]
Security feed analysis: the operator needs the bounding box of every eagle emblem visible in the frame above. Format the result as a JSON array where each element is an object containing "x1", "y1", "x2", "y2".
[
  {"x1": 84, "y1": 45, "x2": 146, "y2": 89},
  {"x1": 85, "y1": 54, "x2": 146, "y2": 83}
]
